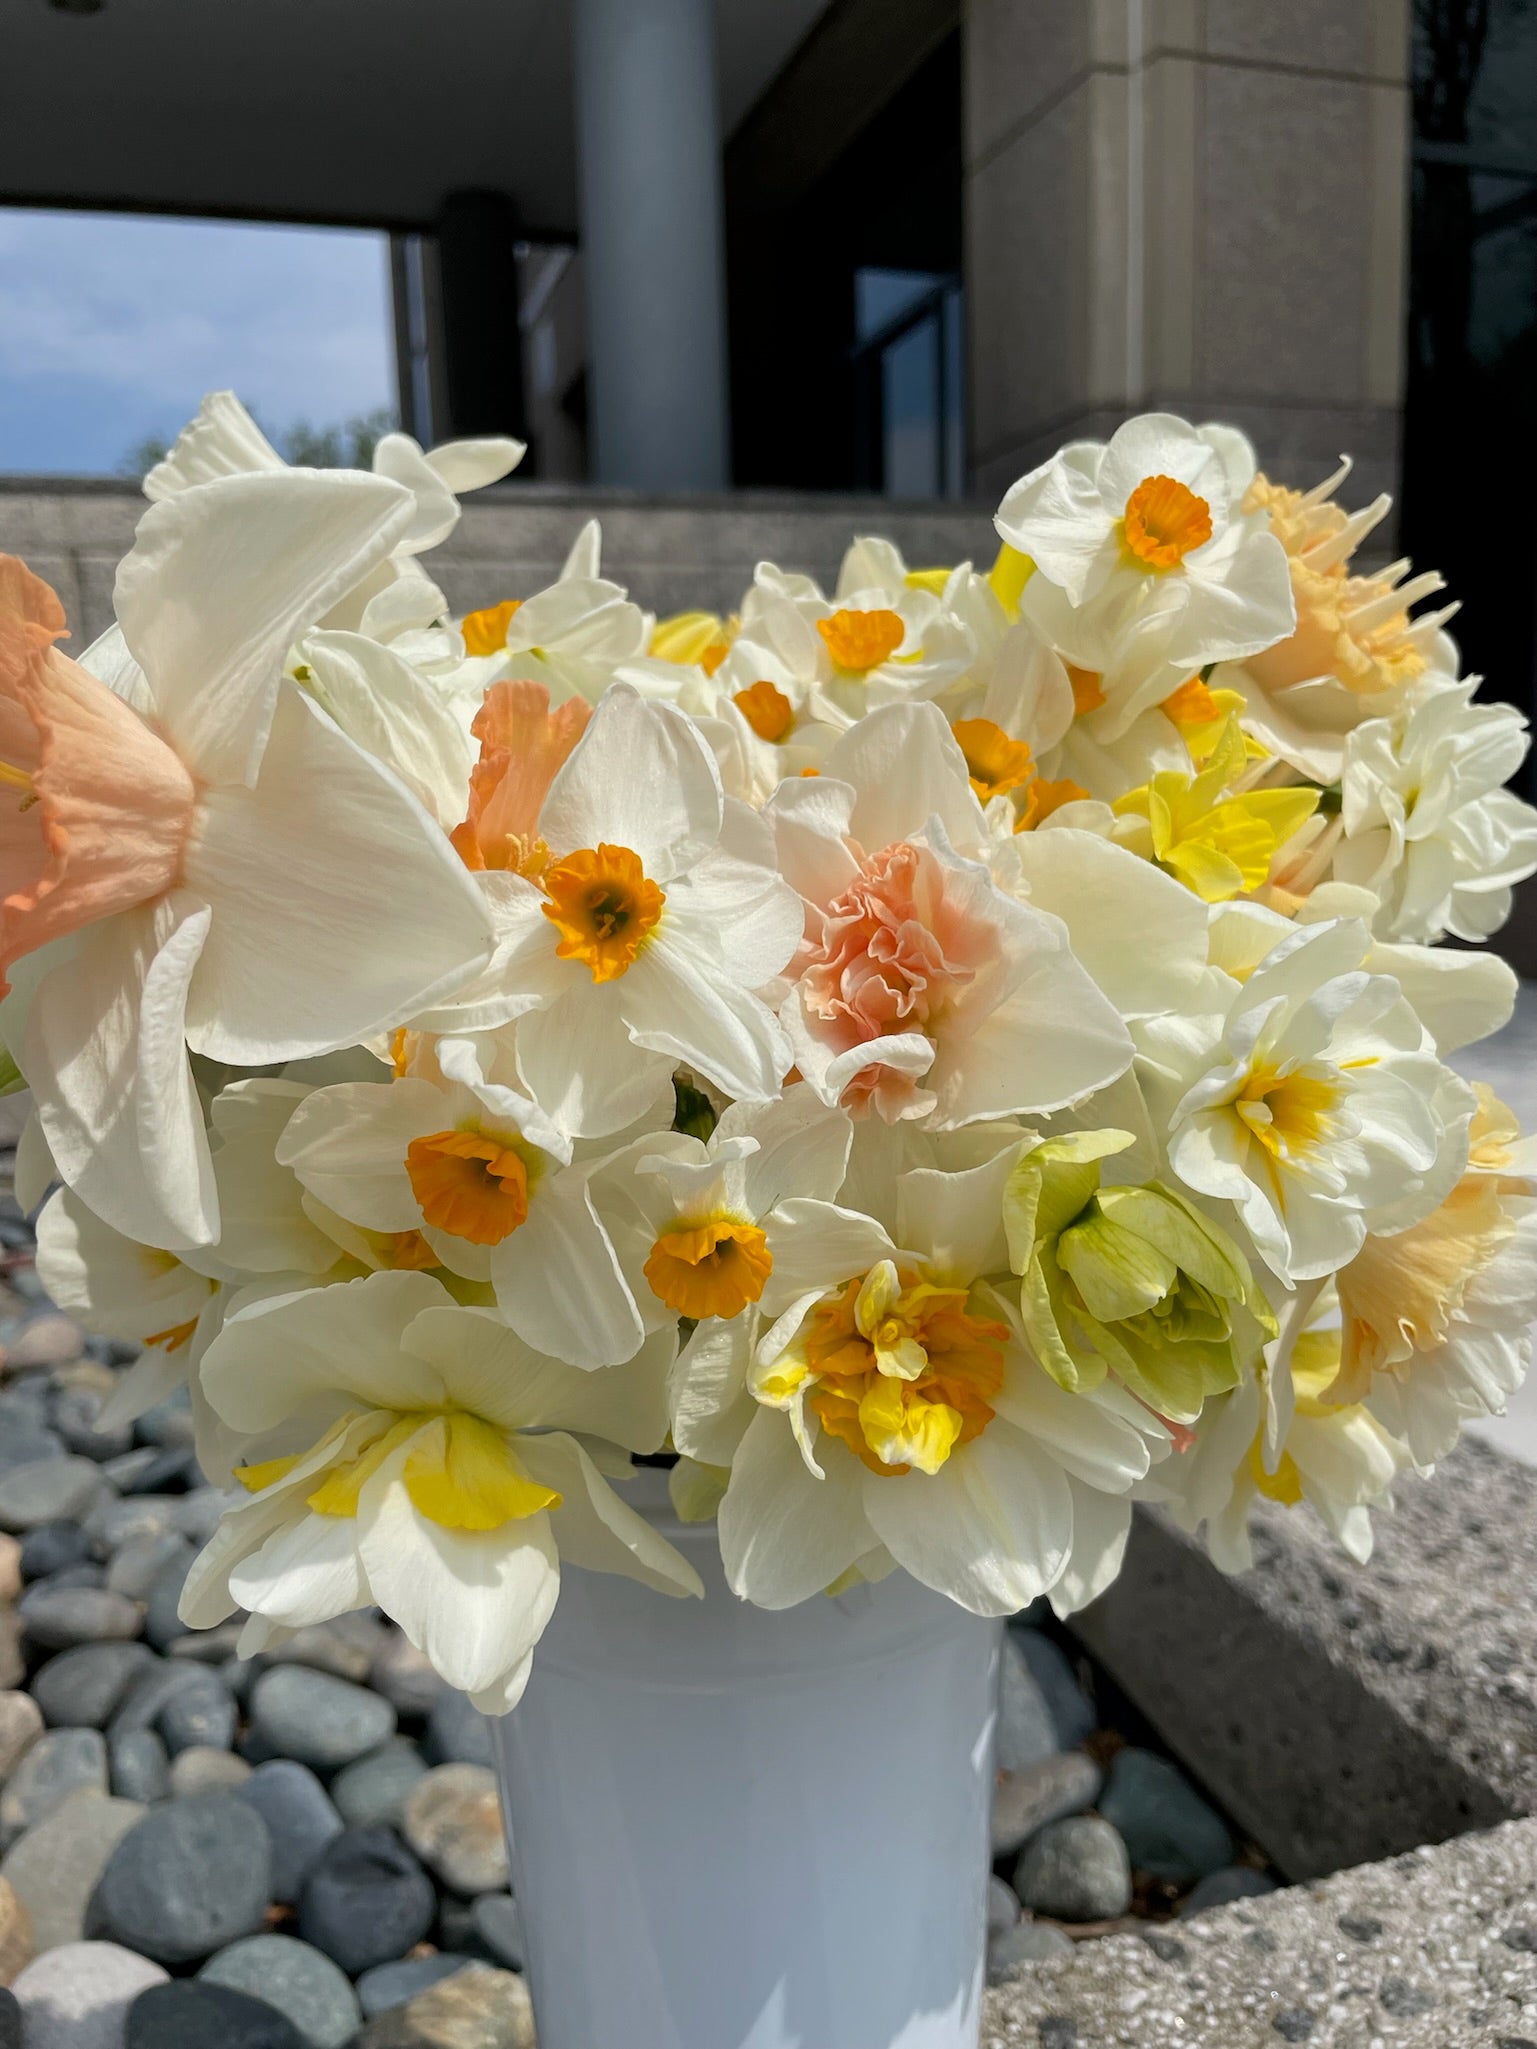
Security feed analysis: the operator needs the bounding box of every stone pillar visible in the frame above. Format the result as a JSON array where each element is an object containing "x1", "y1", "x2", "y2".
[
  {"x1": 964, "y1": 0, "x2": 1411, "y2": 509},
  {"x1": 572, "y1": 0, "x2": 730, "y2": 490}
]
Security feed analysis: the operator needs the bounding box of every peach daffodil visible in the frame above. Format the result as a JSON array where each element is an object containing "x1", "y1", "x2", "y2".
[{"x1": 0, "y1": 471, "x2": 494, "y2": 1250}]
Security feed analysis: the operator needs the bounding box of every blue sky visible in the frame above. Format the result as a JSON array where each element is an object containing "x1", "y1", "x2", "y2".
[{"x1": 0, "y1": 209, "x2": 397, "y2": 475}]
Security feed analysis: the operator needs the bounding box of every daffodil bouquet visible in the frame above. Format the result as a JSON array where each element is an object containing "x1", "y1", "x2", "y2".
[{"x1": 3, "y1": 398, "x2": 1535, "y2": 1714}]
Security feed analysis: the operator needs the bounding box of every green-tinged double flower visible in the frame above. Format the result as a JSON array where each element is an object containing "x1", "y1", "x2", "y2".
[{"x1": 1003, "y1": 1130, "x2": 1276, "y2": 1425}]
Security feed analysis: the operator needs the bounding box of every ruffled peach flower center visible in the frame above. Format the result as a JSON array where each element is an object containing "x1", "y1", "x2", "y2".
[
  {"x1": 798, "y1": 840, "x2": 992, "y2": 1118},
  {"x1": 0, "y1": 555, "x2": 196, "y2": 995}
]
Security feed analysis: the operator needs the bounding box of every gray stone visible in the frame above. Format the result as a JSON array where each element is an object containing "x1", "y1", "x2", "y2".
[
  {"x1": 167, "y1": 1746, "x2": 252, "y2": 1796},
  {"x1": 995, "y1": 1631, "x2": 1058, "y2": 1773},
  {"x1": 351, "y1": 1965, "x2": 535, "y2": 2048},
  {"x1": 1015, "y1": 1816, "x2": 1132, "y2": 1924},
  {"x1": 369, "y1": 1631, "x2": 444, "y2": 1718},
  {"x1": 100, "y1": 1447, "x2": 166, "y2": 1493},
  {"x1": 1181, "y1": 1865, "x2": 1280, "y2": 1916},
  {"x1": 0, "y1": 1793, "x2": 145, "y2": 1949},
  {"x1": 19, "y1": 1584, "x2": 143, "y2": 1651},
  {"x1": 0, "y1": 1414, "x2": 64, "y2": 1472},
  {"x1": 993, "y1": 1751, "x2": 1102, "y2": 1857},
  {"x1": 143, "y1": 1550, "x2": 195, "y2": 1647},
  {"x1": 89, "y1": 1791, "x2": 273, "y2": 1963},
  {"x1": 0, "y1": 1988, "x2": 15, "y2": 2049},
  {"x1": 105, "y1": 1530, "x2": 191, "y2": 1602},
  {"x1": 107, "y1": 1657, "x2": 213, "y2": 1739},
  {"x1": 125, "y1": 1980, "x2": 306, "y2": 2048},
  {"x1": 158, "y1": 1668, "x2": 237, "y2": 1753},
  {"x1": 356, "y1": 1953, "x2": 477, "y2": 2018},
  {"x1": 986, "y1": 1876, "x2": 1020, "y2": 1935},
  {"x1": 331, "y1": 1740, "x2": 429, "y2": 1829},
  {"x1": 0, "y1": 1692, "x2": 41, "y2": 1782},
  {"x1": 251, "y1": 1665, "x2": 396, "y2": 1771},
  {"x1": 115, "y1": 1446, "x2": 195, "y2": 1496},
  {"x1": 89, "y1": 1494, "x2": 178, "y2": 1550},
  {"x1": 1010, "y1": 1628, "x2": 1096, "y2": 1749},
  {"x1": 0, "y1": 1455, "x2": 101, "y2": 1530},
  {"x1": 172, "y1": 1486, "x2": 232, "y2": 1545},
  {"x1": 980, "y1": 1815, "x2": 1537, "y2": 2046},
  {"x1": 11, "y1": 1940, "x2": 166, "y2": 2049},
  {"x1": 987, "y1": 1920, "x2": 1074, "y2": 1983},
  {"x1": 110, "y1": 1730, "x2": 170, "y2": 1804},
  {"x1": 467, "y1": 1892, "x2": 523, "y2": 1971},
  {"x1": 169, "y1": 1619, "x2": 247, "y2": 1665},
  {"x1": 200, "y1": 1933, "x2": 360, "y2": 2049},
  {"x1": 0, "y1": 1726, "x2": 107, "y2": 1847},
  {"x1": 297, "y1": 1826, "x2": 437, "y2": 1976},
  {"x1": 32, "y1": 1640, "x2": 157, "y2": 1728},
  {"x1": 134, "y1": 1387, "x2": 196, "y2": 1448},
  {"x1": 1098, "y1": 1747, "x2": 1235, "y2": 1884},
  {"x1": 52, "y1": 1384, "x2": 133, "y2": 1462},
  {"x1": 425, "y1": 1688, "x2": 493, "y2": 1768},
  {"x1": 18, "y1": 1518, "x2": 93, "y2": 1580},
  {"x1": 265, "y1": 1613, "x2": 389, "y2": 1685},
  {"x1": 6, "y1": 1314, "x2": 85, "y2": 1371},
  {"x1": 237, "y1": 1761, "x2": 344, "y2": 1902},
  {"x1": 1070, "y1": 1440, "x2": 1537, "y2": 1882},
  {"x1": 402, "y1": 1763, "x2": 509, "y2": 1896}
]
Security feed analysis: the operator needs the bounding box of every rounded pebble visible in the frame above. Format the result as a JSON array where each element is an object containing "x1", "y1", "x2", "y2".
[
  {"x1": 1182, "y1": 1864, "x2": 1280, "y2": 1915},
  {"x1": 986, "y1": 1920, "x2": 1075, "y2": 1982},
  {"x1": 986, "y1": 1874, "x2": 1020, "y2": 1934},
  {"x1": 996, "y1": 1632, "x2": 1059, "y2": 1772},
  {"x1": 369, "y1": 1633, "x2": 444, "y2": 1718},
  {"x1": 1010, "y1": 1628, "x2": 1097, "y2": 1749},
  {"x1": 142, "y1": 1553, "x2": 196, "y2": 1649},
  {"x1": 105, "y1": 1531, "x2": 190, "y2": 1603},
  {"x1": 425, "y1": 1689, "x2": 493, "y2": 1768},
  {"x1": 1098, "y1": 1746, "x2": 1236, "y2": 1883},
  {"x1": 158, "y1": 1669, "x2": 237, "y2": 1754},
  {"x1": 0, "y1": 1693, "x2": 42, "y2": 1783},
  {"x1": 352, "y1": 1964, "x2": 535, "y2": 2048},
  {"x1": 32, "y1": 1642, "x2": 158, "y2": 1732},
  {"x1": 11, "y1": 1940, "x2": 166, "y2": 2049},
  {"x1": 468, "y1": 1891, "x2": 524, "y2": 1970},
  {"x1": 5, "y1": 1317, "x2": 84, "y2": 1372},
  {"x1": 109, "y1": 1730, "x2": 170, "y2": 1804},
  {"x1": 89, "y1": 1791, "x2": 273, "y2": 1963},
  {"x1": 167, "y1": 1746, "x2": 252, "y2": 1796},
  {"x1": 19, "y1": 1585, "x2": 143, "y2": 1652},
  {"x1": 356, "y1": 1952, "x2": 476, "y2": 2018},
  {"x1": 0, "y1": 1793, "x2": 145, "y2": 1951},
  {"x1": 402, "y1": 1763, "x2": 509, "y2": 1896},
  {"x1": 0, "y1": 1727, "x2": 107, "y2": 1848},
  {"x1": 200, "y1": 1933, "x2": 361, "y2": 2049},
  {"x1": 0, "y1": 1457, "x2": 102, "y2": 1532},
  {"x1": 992, "y1": 1750, "x2": 1103, "y2": 1857},
  {"x1": 1015, "y1": 1814, "x2": 1133, "y2": 1923},
  {"x1": 18, "y1": 1520, "x2": 93, "y2": 1582},
  {"x1": 126, "y1": 1979, "x2": 305, "y2": 2048},
  {"x1": 330, "y1": 1741, "x2": 428, "y2": 1830},
  {"x1": 0, "y1": 1989, "x2": 16, "y2": 2049},
  {"x1": 298, "y1": 1826, "x2": 437, "y2": 1976},
  {"x1": 251, "y1": 1666, "x2": 397, "y2": 1771},
  {"x1": 0, "y1": 1874, "x2": 33, "y2": 1984},
  {"x1": 237, "y1": 1761, "x2": 345, "y2": 1903}
]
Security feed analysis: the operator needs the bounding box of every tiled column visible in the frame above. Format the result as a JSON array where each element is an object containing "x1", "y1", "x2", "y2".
[{"x1": 964, "y1": 1, "x2": 1411, "y2": 508}]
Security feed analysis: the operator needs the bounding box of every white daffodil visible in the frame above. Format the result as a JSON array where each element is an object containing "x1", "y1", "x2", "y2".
[
  {"x1": 181, "y1": 1270, "x2": 700, "y2": 1712},
  {"x1": 1157, "y1": 918, "x2": 1475, "y2": 1285},
  {"x1": 448, "y1": 682, "x2": 800, "y2": 1136},
  {"x1": 767, "y1": 702, "x2": 1132, "y2": 1125},
  {"x1": 275, "y1": 1033, "x2": 667, "y2": 1366},
  {"x1": 995, "y1": 414, "x2": 1294, "y2": 737},
  {"x1": 684, "y1": 1135, "x2": 1165, "y2": 1615},
  {"x1": 1330, "y1": 1086, "x2": 1536, "y2": 1465},
  {"x1": 1156, "y1": 1328, "x2": 1407, "y2": 1570},
  {"x1": 1335, "y1": 683, "x2": 1537, "y2": 943},
  {"x1": 0, "y1": 486, "x2": 494, "y2": 1251},
  {"x1": 1219, "y1": 458, "x2": 1458, "y2": 784},
  {"x1": 591, "y1": 1087, "x2": 853, "y2": 1358},
  {"x1": 142, "y1": 389, "x2": 524, "y2": 634}
]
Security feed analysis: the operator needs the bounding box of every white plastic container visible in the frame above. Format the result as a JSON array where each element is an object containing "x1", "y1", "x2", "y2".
[{"x1": 493, "y1": 1471, "x2": 1001, "y2": 2049}]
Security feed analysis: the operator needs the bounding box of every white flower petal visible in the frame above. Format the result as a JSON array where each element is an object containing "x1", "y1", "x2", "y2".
[
  {"x1": 521, "y1": 1432, "x2": 703, "y2": 1598},
  {"x1": 718, "y1": 1408, "x2": 870, "y2": 1608}
]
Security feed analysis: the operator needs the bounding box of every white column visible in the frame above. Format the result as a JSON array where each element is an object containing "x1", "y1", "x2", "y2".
[{"x1": 572, "y1": 0, "x2": 730, "y2": 490}]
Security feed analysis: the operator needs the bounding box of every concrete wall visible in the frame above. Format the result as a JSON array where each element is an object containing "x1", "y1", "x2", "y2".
[
  {"x1": 964, "y1": 0, "x2": 1411, "y2": 510},
  {"x1": 0, "y1": 479, "x2": 1002, "y2": 648}
]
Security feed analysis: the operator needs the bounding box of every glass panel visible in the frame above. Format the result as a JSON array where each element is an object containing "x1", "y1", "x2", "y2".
[
  {"x1": 855, "y1": 268, "x2": 940, "y2": 343},
  {"x1": 882, "y1": 315, "x2": 941, "y2": 499},
  {"x1": 0, "y1": 207, "x2": 397, "y2": 476}
]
